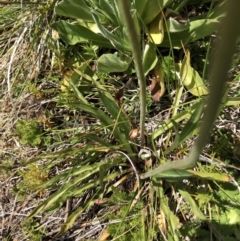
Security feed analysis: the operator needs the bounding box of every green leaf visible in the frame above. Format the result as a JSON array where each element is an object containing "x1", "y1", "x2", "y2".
[
  {"x1": 97, "y1": 53, "x2": 131, "y2": 73},
  {"x1": 166, "y1": 17, "x2": 190, "y2": 32},
  {"x1": 157, "y1": 186, "x2": 180, "y2": 240},
  {"x1": 154, "y1": 168, "x2": 194, "y2": 180},
  {"x1": 92, "y1": 12, "x2": 131, "y2": 51},
  {"x1": 55, "y1": 0, "x2": 92, "y2": 21},
  {"x1": 51, "y1": 20, "x2": 112, "y2": 47},
  {"x1": 75, "y1": 102, "x2": 132, "y2": 154},
  {"x1": 142, "y1": 42, "x2": 158, "y2": 76},
  {"x1": 27, "y1": 166, "x2": 101, "y2": 219},
  {"x1": 141, "y1": 0, "x2": 174, "y2": 24},
  {"x1": 85, "y1": 134, "x2": 113, "y2": 148},
  {"x1": 188, "y1": 19, "x2": 222, "y2": 43},
  {"x1": 161, "y1": 17, "x2": 223, "y2": 47},
  {"x1": 99, "y1": 0, "x2": 120, "y2": 25},
  {"x1": 152, "y1": 101, "x2": 201, "y2": 139},
  {"x1": 35, "y1": 161, "x2": 101, "y2": 189},
  {"x1": 66, "y1": 76, "x2": 89, "y2": 105},
  {"x1": 134, "y1": 0, "x2": 148, "y2": 17},
  {"x1": 98, "y1": 91, "x2": 131, "y2": 135},
  {"x1": 165, "y1": 101, "x2": 204, "y2": 154},
  {"x1": 55, "y1": 201, "x2": 95, "y2": 237},
  {"x1": 154, "y1": 168, "x2": 231, "y2": 182},
  {"x1": 56, "y1": 171, "x2": 125, "y2": 236},
  {"x1": 76, "y1": 103, "x2": 114, "y2": 128},
  {"x1": 187, "y1": 170, "x2": 231, "y2": 182},
  {"x1": 179, "y1": 50, "x2": 209, "y2": 96},
  {"x1": 98, "y1": 92, "x2": 132, "y2": 153},
  {"x1": 179, "y1": 189, "x2": 207, "y2": 220}
]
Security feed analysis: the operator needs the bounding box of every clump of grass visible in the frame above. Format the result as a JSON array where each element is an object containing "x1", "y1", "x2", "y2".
[
  {"x1": 22, "y1": 218, "x2": 44, "y2": 241},
  {"x1": 16, "y1": 163, "x2": 48, "y2": 196}
]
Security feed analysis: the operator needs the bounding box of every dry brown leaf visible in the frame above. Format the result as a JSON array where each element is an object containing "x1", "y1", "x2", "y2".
[
  {"x1": 156, "y1": 209, "x2": 167, "y2": 235},
  {"x1": 98, "y1": 229, "x2": 110, "y2": 241},
  {"x1": 145, "y1": 158, "x2": 152, "y2": 168},
  {"x1": 115, "y1": 87, "x2": 124, "y2": 105},
  {"x1": 129, "y1": 128, "x2": 140, "y2": 140},
  {"x1": 150, "y1": 76, "x2": 161, "y2": 102},
  {"x1": 94, "y1": 198, "x2": 109, "y2": 204},
  {"x1": 151, "y1": 60, "x2": 165, "y2": 102}
]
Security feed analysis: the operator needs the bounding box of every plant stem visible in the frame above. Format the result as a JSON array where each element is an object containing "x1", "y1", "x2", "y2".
[{"x1": 117, "y1": 0, "x2": 146, "y2": 147}]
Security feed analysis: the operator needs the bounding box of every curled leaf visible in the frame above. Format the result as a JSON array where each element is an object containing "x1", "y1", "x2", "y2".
[
  {"x1": 142, "y1": 42, "x2": 158, "y2": 76},
  {"x1": 151, "y1": 61, "x2": 165, "y2": 102},
  {"x1": 165, "y1": 9, "x2": 190, "y2": 33},
  {"x1": 179, "y1": 50, "x2": 209, "y2": 96},
  {"x1": 148, "y1": 12, "x2": 164, "y2": 44}
]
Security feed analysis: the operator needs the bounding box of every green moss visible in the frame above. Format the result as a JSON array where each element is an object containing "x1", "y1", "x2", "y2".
[{"x1": 106, "y1": 187, "x2": 144, "y2": 240}]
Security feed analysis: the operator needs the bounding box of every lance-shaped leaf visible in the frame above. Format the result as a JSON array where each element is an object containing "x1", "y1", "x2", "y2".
[
  {"x1": 179, "y1": 189, "x2": 207, "y2": 220},
  {"x1": 92, "y1": 12, "x2": 131, "y2": 51},
  {"x1": 141, "y1": 0, "x2": 174, "y2": 24},
  {"x1": 51, "y1": 20, "x2": 112, "y2": 47},
  {"x1": 99, "y1": 0, "x2": 120, "y2": 26},
  {"x1": 165, "y1": 101, "x2": 204, "y2": 154},
  {"x1": 55, "y1": 0, "x2": 92, "y2": 21}
]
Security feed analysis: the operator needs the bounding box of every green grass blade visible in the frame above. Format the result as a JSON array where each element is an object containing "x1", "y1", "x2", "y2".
[
  {"x1": 27, "y1": 166, "x2": 101, "y2": 218},
  {"x1": 179, "y1": 189, "x2": 207, "y2": 220},
  {"x1": 156, "y1": 185, "x2": 180, "y2": 240},
  {"x1": 152, "y1": 101, "x2": 201, "y2": 139},
  {"x1": 165, "y1": 101, "x2": 204, "y2": 154},
  {"x1": 99, "y1": 91, "x2": 131, "y2": 135},
  {"x1": 92, "y1": 12, "x2": 130, "y2": 51},
  {"x1": 55, "y1": 200, "x2": 95, "y2": 237}
]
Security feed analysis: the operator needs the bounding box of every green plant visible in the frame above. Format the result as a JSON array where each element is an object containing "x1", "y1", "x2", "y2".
[
  {"x1": 20, "y1": 0, "x2": 240, "y2": 240},
  {"x1": 106, "y1": 187, "x2": 145, "y2": 240},
  {"x1": 51, "y1": 0, "x2": 224, "y2": 99},
  {"x1": 15, "y1": 120, "x2": 44, "y2": 147},
  {"x1": 16, "y1": 164, "x2": 48, "y2": 196},
  {"x1": 141, "y1": 0, "x2": 240, "y2": 178},
  {"x1": 22, "y1": 218, "x2": 44, "y2": 241}
]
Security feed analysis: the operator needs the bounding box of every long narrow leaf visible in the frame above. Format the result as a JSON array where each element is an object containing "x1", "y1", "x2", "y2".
[
  {"x1": 92, "y1": 12, "x2": 130, "y2": 51},
  {"x1": 152, "y1": 101, "x2": 202, "y2": 139},
  {"x1": 51, "y1": 20, "x2": 113, "y2": 47},
  {"x1": 179, "y1": 189, "x2": 207, "y2": 220},
  {"x1": 99, "y1": 91, "x2": 131, "y2": 135},
  {"x1": 165, "y1": 101, "x2": 204, "y2": 154}
]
